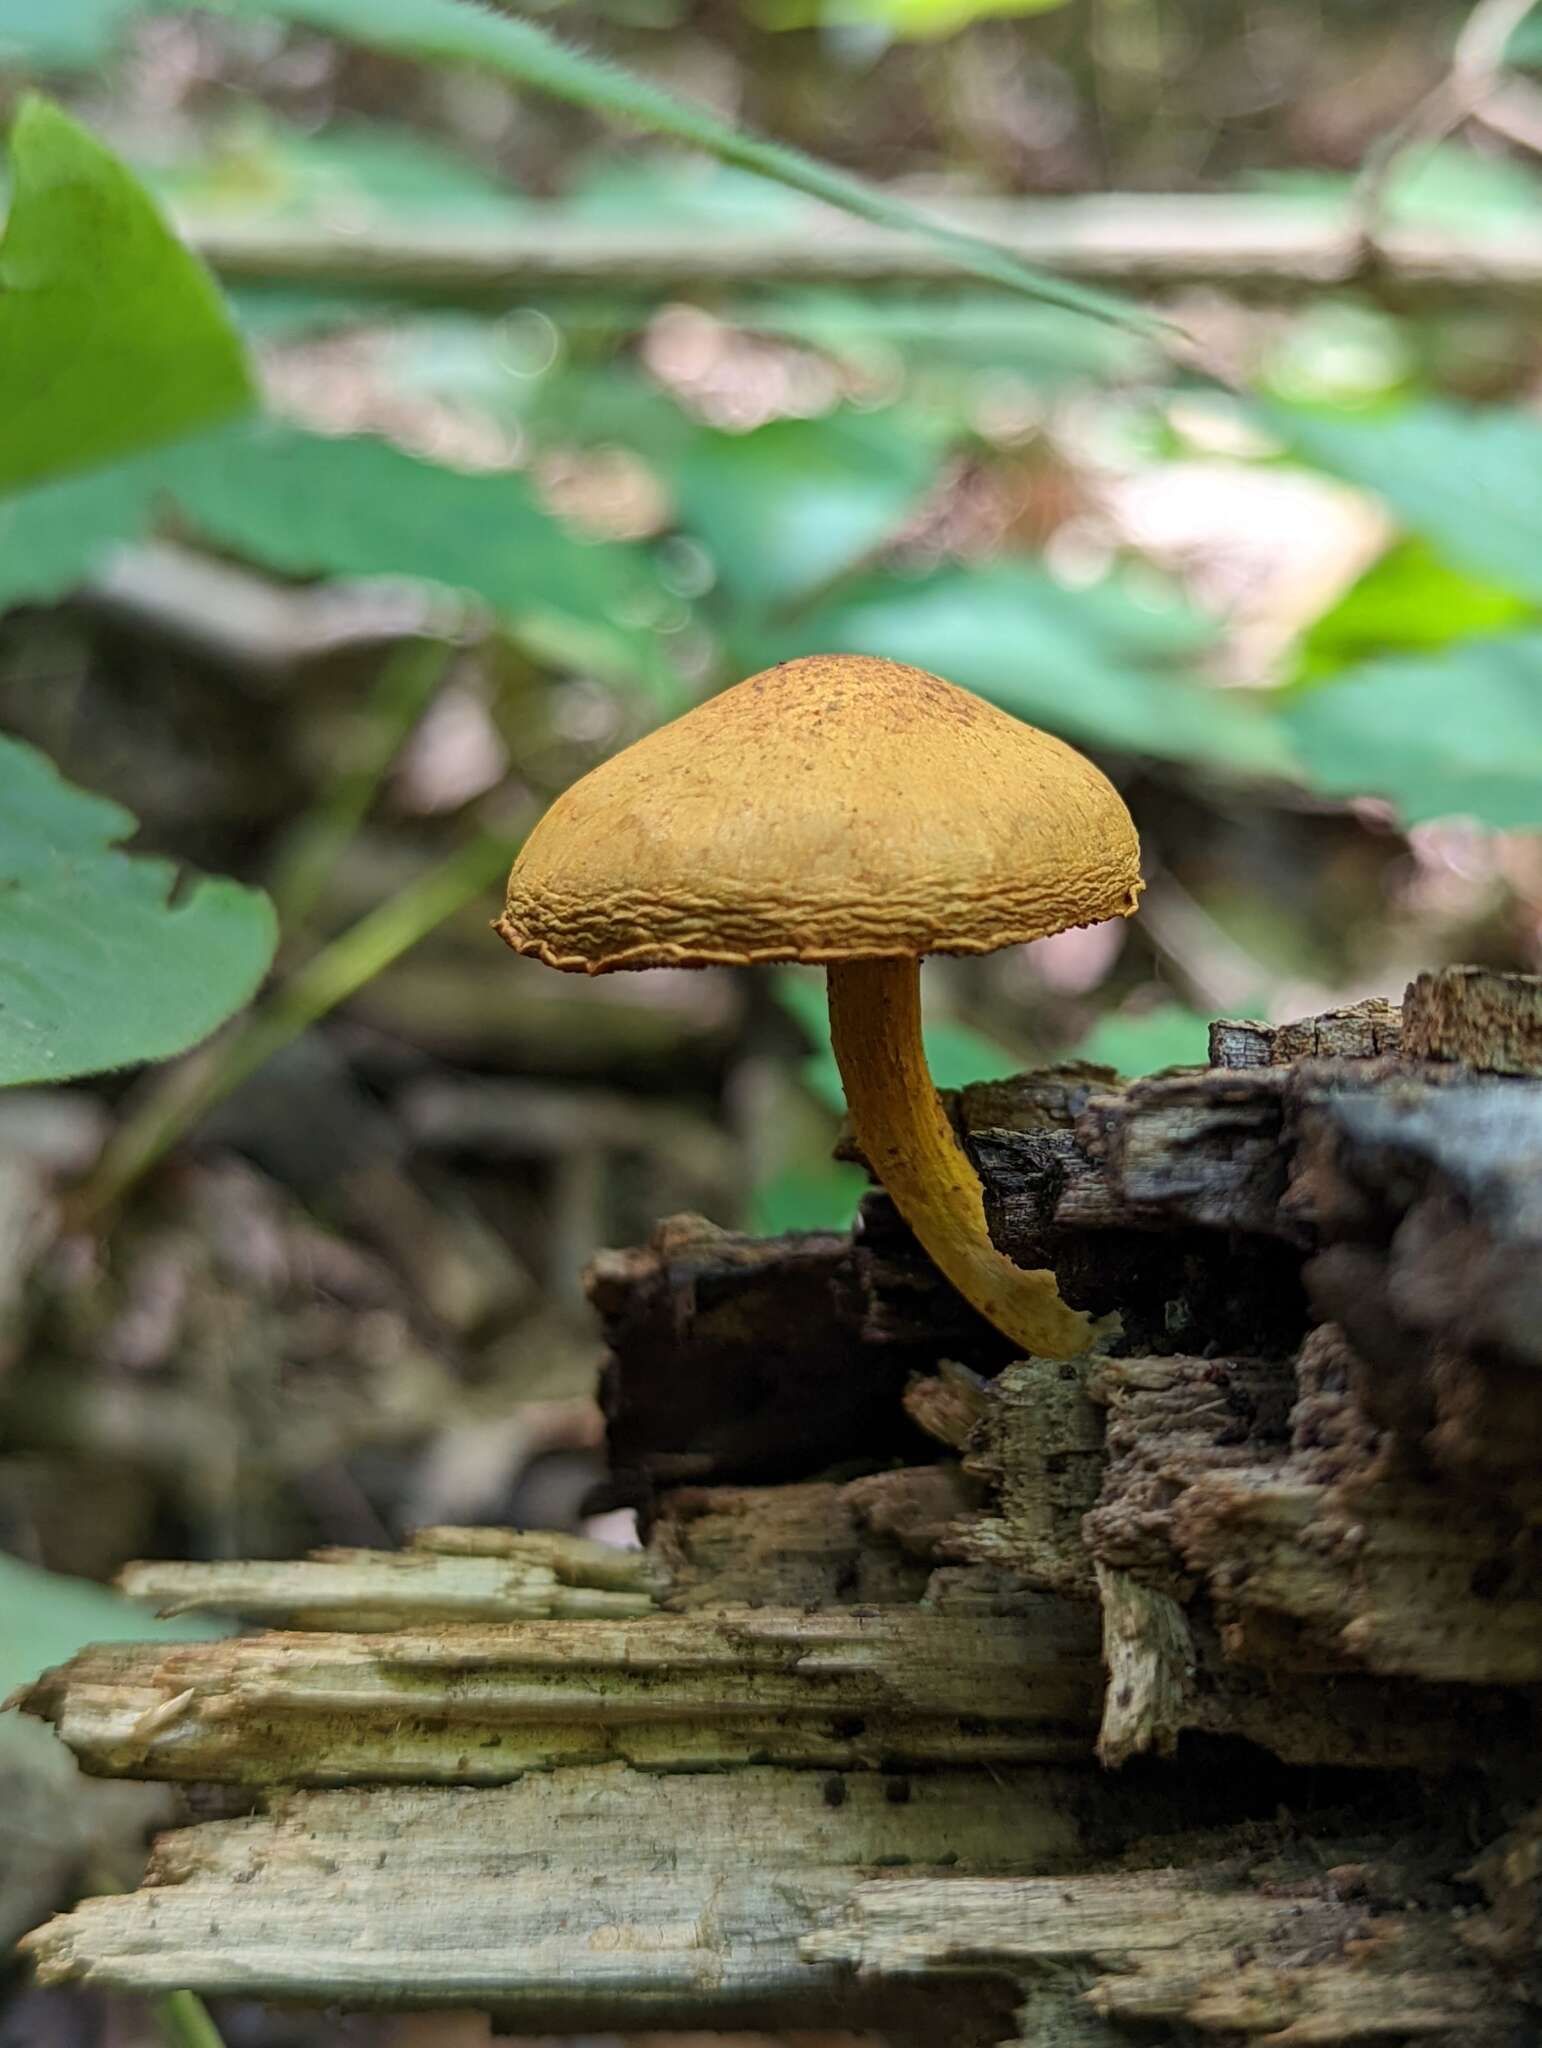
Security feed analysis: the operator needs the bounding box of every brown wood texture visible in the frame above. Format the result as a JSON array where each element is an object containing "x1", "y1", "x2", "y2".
[{"x1": 19, "y1": 967, "x2": 1542, "y2": 2040}]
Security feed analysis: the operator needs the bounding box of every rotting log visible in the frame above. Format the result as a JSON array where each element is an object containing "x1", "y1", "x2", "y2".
[
  {"x1": 115, "y1": 1533, "x2": 664, "y2": 1629},
  {"x1": 17, "y1": 966, "x2": 1542, "y2": 2041},
  {"x1": 22, "y1": 1605, "x2": 1102, "y2": 1782},
  {"x1": 806, "y1": 1863, "x2": 1510, "y2": 2044}
]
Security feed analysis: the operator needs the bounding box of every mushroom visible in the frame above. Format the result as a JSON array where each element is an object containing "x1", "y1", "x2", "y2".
[{"x1": 497, "y1": 655, "x2": 1142, "y2": 1357}]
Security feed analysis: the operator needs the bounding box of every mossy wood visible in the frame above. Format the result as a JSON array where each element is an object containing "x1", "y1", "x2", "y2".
[{"x1": 19, "y1": 967, "x2": 1542, "y2": 2042}]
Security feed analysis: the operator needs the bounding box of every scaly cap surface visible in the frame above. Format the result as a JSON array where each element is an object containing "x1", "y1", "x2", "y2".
[{"x1": 497, "y1": 655, "x2": 1142, "y2": 973}]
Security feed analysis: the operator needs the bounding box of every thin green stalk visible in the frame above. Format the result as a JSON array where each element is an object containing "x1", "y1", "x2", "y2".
[
  {"x1": 268, "y1": 637, "x2": 455, "y2": 936},
  {"x1": 154, "y1": 1992, "x2": 227, "y2": 2048},
  {"x1": 77, "y1": 829, "x2": 518, "y2": 1221},
  {"x1": 211, "y1": 0, "x2": 1163, "y2": 335}
]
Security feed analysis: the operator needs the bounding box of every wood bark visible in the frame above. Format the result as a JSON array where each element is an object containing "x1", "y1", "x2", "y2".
[{"x1": 18, "y1": 966, "x2": 1542, "y2": 2042}]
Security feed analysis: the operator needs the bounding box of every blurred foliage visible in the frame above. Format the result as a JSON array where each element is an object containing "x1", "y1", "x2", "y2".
[
  {"x1": 1073, "y1": 1002, "x2": 1212, "y2": 1076},
  {"x1": 753, "y1": 0, "x2": 1067, "y2": 43},
  {"x1": 0, "y1": 0, "x2": 144, "y2": 70},
  {"x1": 1269, "y1": 401, "x2": 1542, "y2": 605},
  {"x1": 1295, "y1": 539, "x2": 1534, "y2": 684},
  {"x1": 0, "y1": 97, "x2": 252, "y2": 492},
  {"x1": 152, "y1": 112, "x2": 535, "y2": 227},
  {"x1": 0, "y1": 416, "x2": 679, "y2": 693},
  {"x1": 4, "y1": 3, "x2": 1542, "y2": 1171},
  {"x1": 198, "y1": 0, "x2": 1150, "y2": 323},
  {"x1": 672, "y1": 410, "x2": 947, "y2": 611},
  {"x1": 1251, "y1": 142, "x2": 1542, "y2": 230},
  {"x1": 0, "y1": 736, "x2": 276, "y2": 1085},
  {"x1": 775, "y1": 967, "x2": 1023, "y2": 1117},
  {"x1": 1283, "y1": 634, "x2": 1542, "y2": 830},
  {"x1": 0, "y1": 101, "x2": 272, "y2": 1086},
  {"x1": 756, "y1": 560, "x2": 1287, "y2": 772}
]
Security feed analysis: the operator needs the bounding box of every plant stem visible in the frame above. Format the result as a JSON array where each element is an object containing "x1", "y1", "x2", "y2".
[
  {"x1": 154, "y1": 1992, "x2": 226, "y2": 2048},
  {"x1": 826, "y1": 955, "x2": 1092, "y2": 1358},
  {"x1": 77, "y1": 829, "x2": 518, "y2": 1222},
  {"x1": 268, "y1": 636, "x2": 455, "y2": 937}
]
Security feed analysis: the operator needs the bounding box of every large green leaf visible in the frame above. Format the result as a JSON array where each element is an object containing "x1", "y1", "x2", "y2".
[
  {"x1": 1294, "y1": 537, "x2": 1534, "y2": 687},
  {"x1": 0, "y1": 1553, "x2": 222, "y2": 1698},
  {"x1": 0, "y1": 417, "x2": 680, "y2": 695},
  {"x1": 191, "y1": 0, "x2": 1153, "y2": 331},
  {"x1": 1280, "y1": 632, "x2": 1542, "y2": 830},
  {"x1": 0, "y1": 736, "x2": 277, "y2": 1085},
  {"x1": 155, "y1": 419, "x2": 679, "y2": 692},
  {"x1": 0, "y1": 455, "x2": 163, "y2": 611},
  {"x1": 0, "y1": 98, "x2": 253, "y2": 496},
  {"x1": 752, "y1": 561, "x2": 1294, "y2": 775},
  {"x1": 1068, "y1": 1003, "x2": 1212, "y2": 1076},
  {"x1": 673, "y1": 411, "x2": 945, "y2": 610},
  {"x1": 1268, "y1": 401, "x2": 1542, "y2": 606}
]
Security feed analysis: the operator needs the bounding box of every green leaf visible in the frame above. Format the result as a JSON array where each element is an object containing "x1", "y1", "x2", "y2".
[
  {"x1": 752, "y1": 560, "x2": 1294, "y2": 776},
  {"x1": 0, "y1": 0, "x2": 144, "y2": 70},
  {"x1": 0, "y1": 417, "x2": 682, "y2": 699},
  {"x1": 757, "y1": 289, "x2": 1153, "y2": 384},
  {"x1": 157, "y1": 418, "x2": 680, "y2": 695},
  {"x1": 0, "y1": 98, "x2": 253, "y2": 496},
  {"x1": 755, "y1": 0, "x2": 1066, "y2": 38},
  {"x1": 1067, "y1": 1003, "x2": 1211, "y2": 1077},
  {"x1": 747, "y1": 1160, "x2": 866, "y2": 1234},
  {"x1": 193, "y1": 0, "x2": 1155, "y2": 331},
  {"x1": 1267, "y1": 401, "x2": 1542, "y2": 606},
  {"x1": 1295, "y1": 537, "x2": 1534, "y2": 687},
  {"x1": 0, "y1": 1553, "x2": 222, "y2": 1698},
  {"x1": 0, "y1": 454, "x2": 163, "y2": 611},
  {"x1": 1508, "y1": 7, "x2": 1542, "y2": 63},
  {"x1": 562, "y1": 156, "x2": 806, "y2": 227},
  {"x1": 1280, "y1": 632, "x2": 1542, "y2": 829},
  {"x1": 773, "y1": 967, "x2": 1022, "y2": 1115},
  {"x1": 151, "y1": 113, "x2": 531, "y2": 229},
  {"x1": 1248, "y1": 144, "x2": 1542, "y2": 231},
  {"x1": 673, "y1": 411, "x2": 946, "y2": 610},
  {"x1": 0, "y1": 736, "x2": 278, "y2": 1085}
]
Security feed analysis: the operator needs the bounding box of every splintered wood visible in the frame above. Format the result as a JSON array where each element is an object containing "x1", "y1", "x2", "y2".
[
  {"x1": 25, "y1": 1767, "x2": 1080, "y2": 2035},
  {"x1": 18, "y1": 966, "x2": 1542, "y2": 2042}
]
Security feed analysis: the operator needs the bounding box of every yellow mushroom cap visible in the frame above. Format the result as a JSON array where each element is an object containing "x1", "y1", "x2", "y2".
[{"x1": 497, "y1": 654, "x2": 1143, "y2": 974}]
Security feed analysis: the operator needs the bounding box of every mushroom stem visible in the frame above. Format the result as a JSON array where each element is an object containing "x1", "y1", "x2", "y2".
[{"x1": 827, "y1": 956, "x2": 1092, "y2": 1358}]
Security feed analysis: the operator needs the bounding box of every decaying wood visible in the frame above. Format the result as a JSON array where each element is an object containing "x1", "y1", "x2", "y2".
[
  {"x1": 650, "y1": 1480, "x2": 933, "y2": 1608},
  {"x1": 902, "y1": 1358, "x2": 990, "y2": 1449},
  {"x1": 22, "y1": 1764, "x2": 1068, "y2": 2039},
  {"x1": 1208, "y1": 995, "x2": 1403, "y2": 1069},
  {"x1": 115, "y1": 1529, "x2": 663, "y2": 1629},
  {"x1": 20, "y1": 971, "x2": 1542, "y2": 2041},
  {"x1": 587, "y1": 1212, "x2": 997, "y2": 1497},
  {"x1": 20, "y1": 1604, "x2": 1103, "y2": 1782},
  {"x1": 1402, "y1": 965, "x2": 1542, "y2": 1074},
  {"x1": 805, "y1": 1862, "x2": 1505, "y2": 2043}
]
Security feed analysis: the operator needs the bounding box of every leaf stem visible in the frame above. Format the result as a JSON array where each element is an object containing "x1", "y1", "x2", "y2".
[
  {"x1": 233, "y1": 0, "x2": 1162, "y2": 335},
  {"x1": 154, "y1": 1992, "x2": 227, "y2": 2048},
  {"x1": 76, "y1": 829, "x2": 517, "y2": 1222},
  {"x1": 267, "y1": 636, "x2": 455, "y2": 937}
]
